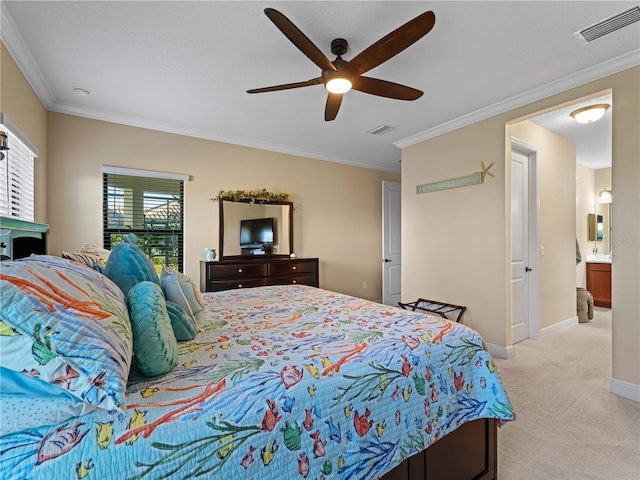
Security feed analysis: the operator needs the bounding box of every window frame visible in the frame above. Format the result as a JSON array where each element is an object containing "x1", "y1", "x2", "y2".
[
  {"x1": 0, "y1": 114, "x2": 38, "y2": 221},
  {"x1": 101, "y1": 166, "x2": 188, "y2": 273}
]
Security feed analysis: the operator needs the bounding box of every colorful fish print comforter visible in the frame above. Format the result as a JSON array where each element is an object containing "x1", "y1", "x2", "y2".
[{"x1": 1, "y1": 285, "x2": 514, "y2": 480}]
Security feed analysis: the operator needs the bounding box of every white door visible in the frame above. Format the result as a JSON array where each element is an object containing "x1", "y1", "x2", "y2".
[
  {"x1": 382, "y1": 181, "x2": 401, "y2": 306},
  {"x1": 511, "y1": 150, "x2": 530, "y2": 343}
]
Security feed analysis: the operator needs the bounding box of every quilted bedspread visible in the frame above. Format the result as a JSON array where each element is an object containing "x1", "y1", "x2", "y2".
[{"x1": 1, "y1": 285, "x2": 514, "y2": 480}]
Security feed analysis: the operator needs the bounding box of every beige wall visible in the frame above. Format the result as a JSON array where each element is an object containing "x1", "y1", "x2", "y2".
[
  {"x1": 46, "y1": 113, "x2": 399, "y2": 301},
  {"x1": 402, "y1": 66, "x2": 639, "y2": 389},
  {"x1": 402, "y1": 122, "x2": 508, "y2": 345},
  {"x1": 0, "y1": 43, "x2": 48, "y2": 224},
  {"x1": 576, "y1": 163, "x2": 595, "y2": 288},
  {"x1": 511, "y1": 120, "x2": 576, "y2": 330},
  {"x1": 609, "y1": 69, "x2": 640, "y2": 388}
]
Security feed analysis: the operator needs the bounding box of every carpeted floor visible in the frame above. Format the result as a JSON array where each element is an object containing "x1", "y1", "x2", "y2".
[{"x1": 495, "y1": 308, "x2": 640, "y2": 480}]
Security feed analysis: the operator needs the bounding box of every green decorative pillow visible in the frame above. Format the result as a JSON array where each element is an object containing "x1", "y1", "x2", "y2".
[
  {"x1": 127, "y1": 281, "x2": 178, "y2": 377},
  {"x1": 160, "y1": 267, "x2": 205, "y2": 327},
  {"x1": 166, "y1": 301, "x2": 199, "y2": 341},
  {"x1": 104, "y1": 233, "x2": 160, "y2": 295}
]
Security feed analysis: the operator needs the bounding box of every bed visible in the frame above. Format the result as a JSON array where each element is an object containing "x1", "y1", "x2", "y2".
[{"x1": 0, "y1": 254, "x2": 514, "y2": 480}]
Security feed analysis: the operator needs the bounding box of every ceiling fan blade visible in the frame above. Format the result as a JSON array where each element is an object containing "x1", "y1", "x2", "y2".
[
  {"x1": 353, "y1": 76, "x2": 423, "y2": 100},
  {"x1": 350, "y1": 11, "x2": 435, "y2": 75},
  {"x1": 265, "y1": 8, "x2": 337, "y2": 72},
  {"x1": 325, "y1": 93, "x2": 343, "y2": 121},
  {"x1": 247, "y1": 77, "x2": 324, "y2": 94}
]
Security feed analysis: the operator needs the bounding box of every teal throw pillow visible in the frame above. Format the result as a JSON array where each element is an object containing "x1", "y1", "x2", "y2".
[
  {"x1": 105, "y1": 233, "x2": 160, "y2": 295},
  {"x1": 127, "y1": 281, "x2": 178, "y2": 377},
  {"x1": 160, "y1": 267, "x2": 205, "y2": 327},
  {"x1": 166, "y1": 301, "x2": 199, "y2": 341}
]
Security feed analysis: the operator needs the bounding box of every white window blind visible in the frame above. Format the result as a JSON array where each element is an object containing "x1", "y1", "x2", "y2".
[
  {"x1": 0, "y1": 120, "x2": 36, "y2": 221},
  {"x1": 102, "y1": 168, "x2": 185, "y2": 272}
]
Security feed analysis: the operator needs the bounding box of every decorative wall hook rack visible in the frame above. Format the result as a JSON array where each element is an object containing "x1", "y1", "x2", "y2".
[{"x1": 417, "y1": 162, "x2": 494, "y2": 194}]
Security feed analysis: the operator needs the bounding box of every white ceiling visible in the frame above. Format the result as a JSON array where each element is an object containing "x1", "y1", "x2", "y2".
[
  {"x1": 2, "y1": 1, "x2": 639, "y2": 173},
  {"x1": 531, "y1": 93, "x2": 613, "y2": 170}
]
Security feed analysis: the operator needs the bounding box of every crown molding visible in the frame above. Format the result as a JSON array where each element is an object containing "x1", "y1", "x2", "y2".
[
  {"x1": 1, "y1": 2, "x2": 56, "y2": 107},
  {"x1": 395, "y1": 48, "x2": 640, "y2": 149},
  {"x1": 4, "y1": 3, "x2": 633, "y2": 173},
  {"x1": 48, "y1": 101, "x2": 401, "y2": 174},
  {"x1": 0, "y1": 4, "x2": 400, "y2": 174}
]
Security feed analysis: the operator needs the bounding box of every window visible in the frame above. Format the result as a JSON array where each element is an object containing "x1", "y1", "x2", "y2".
[
  {"x1": 0, "y1": 114, "x2": 38, "y2": 221},
  {"x1": 102, "y1": 167, "x2": 188, "y2": 273}
]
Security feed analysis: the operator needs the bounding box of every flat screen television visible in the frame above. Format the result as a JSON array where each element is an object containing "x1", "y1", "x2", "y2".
[{"x1": 240, "y1": 217, "x2": 274, "y2": 247}]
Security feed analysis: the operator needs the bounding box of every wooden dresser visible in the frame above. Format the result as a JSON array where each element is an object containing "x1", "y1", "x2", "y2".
[{"x1": 200, "y1": 258, "x2": 318, "y2": 292}]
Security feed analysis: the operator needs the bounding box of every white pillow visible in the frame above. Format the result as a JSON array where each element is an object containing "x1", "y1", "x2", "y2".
[{"x1": 80, "y1": 244, "x2": 111, "y2": 261}]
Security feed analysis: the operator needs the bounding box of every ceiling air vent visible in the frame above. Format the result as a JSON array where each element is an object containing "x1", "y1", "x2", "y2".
[
  {"x1": 367, "y1": 124, "x2": 395, "y2": 135},
  {"x1": 574, "y1": 5, "x2": 640, "y2": 45}
]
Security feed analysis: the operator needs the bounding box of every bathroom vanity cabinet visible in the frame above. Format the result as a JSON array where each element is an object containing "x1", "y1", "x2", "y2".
[{"x1": 586, "y1": 261, "x2": 611, "y2": 308}]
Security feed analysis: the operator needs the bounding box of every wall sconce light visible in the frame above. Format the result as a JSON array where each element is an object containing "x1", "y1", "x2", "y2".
[
  {"x1": 0, "y1": 130, "x2": 8, "y2": 161},
  {"x1": 570, "y1": 104, "x2": 609, "y2": 124},
  {"x1": 599, "y1": 189, "x2": 612, "y2": 203}
]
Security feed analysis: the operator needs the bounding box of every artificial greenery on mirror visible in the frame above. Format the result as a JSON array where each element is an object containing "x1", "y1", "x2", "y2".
[{"x1": 213, "y1": 189, "x2": 290, "y2": 203}]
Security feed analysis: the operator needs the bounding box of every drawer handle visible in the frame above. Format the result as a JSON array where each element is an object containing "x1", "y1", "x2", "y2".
[
  {"x1": 238, "y1": 268, "x2": 243, "y2": 273},
  {"x1": 238, "y1": 284, "x2": 243, "y2": 288},
  {"x1": 292, "y1": 280, "x2": 297, "y2": 284},
  {"x1": 292, "y1": 266, "x2": 297, "y2": 270}
]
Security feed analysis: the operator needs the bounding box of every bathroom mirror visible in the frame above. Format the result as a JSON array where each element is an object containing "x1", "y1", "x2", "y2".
[
  {"x1": 595, "y1": 201, "x2": 612, "y2": 253},
  {"x1": 588, "y1": 213, "x2": 603, "y2": 242},
  {"x1": 218, "y1": 197, "x2": 293, "y2": 260}
]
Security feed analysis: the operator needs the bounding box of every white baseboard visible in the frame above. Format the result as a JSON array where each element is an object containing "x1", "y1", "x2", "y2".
[
  {"x1": 610, "y1": 378, "x2": 640, "y2": 402},
  {"x1": 486, "y1": 342, "x2": 515, "y2": 360},
  {"x1": 540, "y1": 315, "x2": 578, "y2": 336}
]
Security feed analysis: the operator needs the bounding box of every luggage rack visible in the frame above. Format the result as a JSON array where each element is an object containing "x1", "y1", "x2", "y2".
[{"x1": 398, "y1": 298, "x2": 467, "y2": 323}]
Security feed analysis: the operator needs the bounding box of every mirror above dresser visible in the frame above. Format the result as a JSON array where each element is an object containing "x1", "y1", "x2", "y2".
[
  {"x1": 218, "y1": 197, "x2": 293, "y2": 260},
  {"x1": 205, "y1": 196, "x2": 318, "y2": 293}
]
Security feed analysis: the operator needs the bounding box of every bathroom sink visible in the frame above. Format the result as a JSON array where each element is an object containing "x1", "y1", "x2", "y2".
[{"x1": 586, "y1": 254, "x2": 612, "y2": 263}]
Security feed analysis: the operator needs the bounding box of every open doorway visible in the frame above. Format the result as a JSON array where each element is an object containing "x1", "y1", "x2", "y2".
[
  {"x1": 508, "y1": 91, "x2": 613, "y2": 344},
  {"x1": 530, "y1": 93, "x2": 613, "y2": 298}
]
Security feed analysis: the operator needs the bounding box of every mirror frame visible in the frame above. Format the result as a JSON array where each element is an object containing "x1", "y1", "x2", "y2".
[{"x1": 218, "y1": 197, "x2": 294, "y2": 260}]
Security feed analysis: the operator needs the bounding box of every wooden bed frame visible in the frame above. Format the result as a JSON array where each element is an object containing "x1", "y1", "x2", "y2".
[{"x1": 381, "y1": 418, "x2": 497, "y2": 480}]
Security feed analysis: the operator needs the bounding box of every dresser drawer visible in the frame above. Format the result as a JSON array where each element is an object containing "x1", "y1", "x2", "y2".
[
  {"x1": 270, "y1": 273, "x2": 318, "y2": 287},
  {"x1": 207, "y1": 262, "x2": 267, "y2": 280},
  {"x1": 208, "y1": 277, "x2": 269, "y2": 292},
  {"x1": 200, "y1": 258, "x2": 318, "y2": 293},
  {"x1": 269, "y1": 260, "x2": 317, "y2": 277}
]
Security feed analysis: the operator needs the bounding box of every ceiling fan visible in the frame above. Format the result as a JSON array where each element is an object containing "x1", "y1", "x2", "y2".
[{"x1": 247, "y1": 8, "x2": 436, "y2": 121}]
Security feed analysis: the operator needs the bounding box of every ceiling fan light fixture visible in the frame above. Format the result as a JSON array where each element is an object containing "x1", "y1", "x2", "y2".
[
  {"x1": 570, "y1": 104, "x2": 609, "y2": 124},
  {"x1": 325, "y1": 77, "x2": 352, "y2": 94}
]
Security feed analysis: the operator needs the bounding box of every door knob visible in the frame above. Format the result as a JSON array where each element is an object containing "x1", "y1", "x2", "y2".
[
  {"x1": 384, "y1": 259, "x2": 392, "y2": 263},
  {"x1": 525, "y1": 267, "x2": 532, "y2": 272}
]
